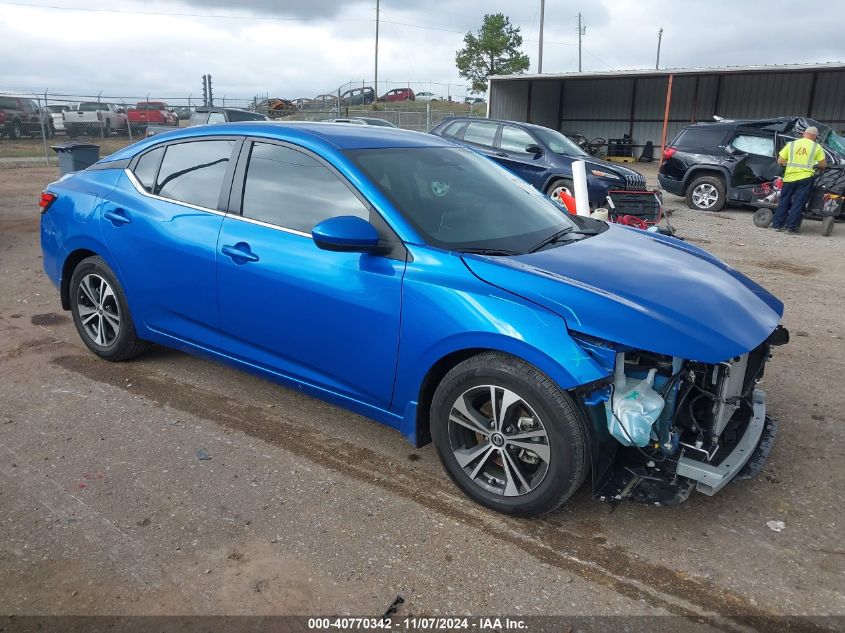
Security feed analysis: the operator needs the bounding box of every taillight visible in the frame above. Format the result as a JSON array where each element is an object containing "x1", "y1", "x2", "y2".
[
  {"x1": 0, "y1": 111, "x2": 6, "y2": 123},
  {"x1": 663, "y1": 146, "x2": 677, "y2": 159},
  {"x1": 39, "y1": 191, "x2": 57, "y2": 213}
]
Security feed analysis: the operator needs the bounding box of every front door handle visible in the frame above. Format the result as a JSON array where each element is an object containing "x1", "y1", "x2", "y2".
[
  {"x1": 494, "y1": 151, "x2": 508, "y2": 157},
  {"x1": 103, "y1": 208, "x2": 131, "y2": 225},
  {"x1": 221, "y1": 242, "x2": 259, "y2": 264}
]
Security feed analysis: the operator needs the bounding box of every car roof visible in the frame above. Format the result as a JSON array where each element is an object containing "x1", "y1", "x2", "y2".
[{"x1": 103, "y1": 121, "x2": 455, "y2": 162}]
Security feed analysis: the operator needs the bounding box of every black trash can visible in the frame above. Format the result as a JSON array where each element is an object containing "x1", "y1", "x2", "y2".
[{"x1": 51, "y1": 141, "x2": 100, "y2": 176}]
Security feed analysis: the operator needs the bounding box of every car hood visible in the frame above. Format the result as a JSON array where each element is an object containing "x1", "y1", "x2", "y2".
[{"x1": 462, "y1": 225, "x2": 783, "y2": 363}]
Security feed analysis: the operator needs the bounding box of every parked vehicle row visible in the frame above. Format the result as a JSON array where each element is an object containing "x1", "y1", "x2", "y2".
[{"x1": 0, "y1": 96, "x2": 54, "y2": 139}]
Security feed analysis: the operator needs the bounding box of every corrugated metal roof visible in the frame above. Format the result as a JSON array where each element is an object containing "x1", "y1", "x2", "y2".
[{"x1": 489, "y1": 62, "x2": 845, "y2": 82}]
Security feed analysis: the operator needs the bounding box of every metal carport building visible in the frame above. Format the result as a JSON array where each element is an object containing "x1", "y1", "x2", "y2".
[{"x1": 487, "y1": 63, "x2": 845, "y2": 154}]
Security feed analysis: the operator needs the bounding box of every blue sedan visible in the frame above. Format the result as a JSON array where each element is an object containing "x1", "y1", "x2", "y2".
[{"x1": 40, "y1": 122, "x2": 787, "y2": 515}]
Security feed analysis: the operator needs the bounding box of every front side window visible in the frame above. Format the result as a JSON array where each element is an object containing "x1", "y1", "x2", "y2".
[
  {"x1": 731, "y1": 134, "x2": 774, "y2": 157},
  {"x1": 499, "y1": 126, "x2": 536, "y2": 153},
  {"x1": 462, "y1": 121, "x2": 498, "y2": 147},
  {"x1": 348, "y1": 147, "x2": 577, "y2": 252},
  {"x1": 155, "y1": 140, "x2": 235, "y2": 209},
  {"x1": 241, "y1": 142, "x2": 369, "y2": 233}
]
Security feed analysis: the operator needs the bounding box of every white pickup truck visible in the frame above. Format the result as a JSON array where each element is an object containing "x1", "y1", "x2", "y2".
[{"x1": 63, "y1": 102, "x2": 128, "y2": 137}]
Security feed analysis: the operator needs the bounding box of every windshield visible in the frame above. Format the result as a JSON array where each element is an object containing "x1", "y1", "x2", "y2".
[
  {"x1": 347, "y1": 147, "x2": 576, "y2": 252},
  {"x1": 531, "y1": 127, "x2": 588, "y2": 157}
]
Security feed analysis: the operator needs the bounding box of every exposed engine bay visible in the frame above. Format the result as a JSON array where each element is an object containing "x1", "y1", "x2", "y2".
[{"x1": 578, "y1": 325, "x2": 789, "y2": 505}]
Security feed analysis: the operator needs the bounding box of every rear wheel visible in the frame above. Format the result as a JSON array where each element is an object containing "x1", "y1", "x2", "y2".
[
  {"x1": 70, "y1": 256, "x2": 149, "y2": 361},
  {"x1": 686, "y1": 175, "x2": 726, "y2": 211},
  {"x1": 753, "y1": 208, "x2": 773, "y2": 228},
  {"x1": 822, "y1": 216, "x2": 835, "y2": 237},
  {"x1": 8, "y1": 120, "x2": 22, "y2": 140},
  {"x1": 431, "y1": 352, "x2": 587, "y2": 516}
]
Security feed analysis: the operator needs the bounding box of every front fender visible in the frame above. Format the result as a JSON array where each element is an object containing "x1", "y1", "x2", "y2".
[{"x1": 392, "y1": 246, "x2": 610, "y2": 444}]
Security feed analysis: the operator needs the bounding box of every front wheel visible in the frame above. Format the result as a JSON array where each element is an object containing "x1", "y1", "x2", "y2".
[
  {"x1": 69, "y1": 256, "x2": 149, "y2": 361},
  {"x1": 431, "y1": 352, "x2": 587, "y2": 516}
]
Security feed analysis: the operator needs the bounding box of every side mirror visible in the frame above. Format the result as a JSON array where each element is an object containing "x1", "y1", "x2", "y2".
[
  {"x1": 525, "y1": 143, "x2": 543, "y2": 155},
  {"x1": 312, "y1": 216, "x2": 381, "y2": 253}
]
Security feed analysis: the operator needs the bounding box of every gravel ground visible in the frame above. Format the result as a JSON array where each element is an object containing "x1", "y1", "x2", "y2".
[{"x1": 0, "y1": 163, "x2": 843, "y2": 631}]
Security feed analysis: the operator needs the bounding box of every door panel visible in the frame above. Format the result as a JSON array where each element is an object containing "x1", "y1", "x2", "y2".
[
  {"x1": 101, "y1": 173, "x2": 224, "y2": 347},
  {"x1": 217, "y1": 220, "x2": 404, "y2": 407},
  {"x1": 216, "y1": 140, "x2": 404, "y2": 408},
  {"x1": 495, "y1": 125, "x2": 549, "y2": 188},
  {"x1": 728, "y1": 134, "x2": 780, "y2": 190}
]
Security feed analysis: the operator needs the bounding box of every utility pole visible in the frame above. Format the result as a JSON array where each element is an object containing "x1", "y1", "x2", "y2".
[
  {"x1": 374, "y1": 0, "x2": 380, "y2": 99},
  {"x1": 538, "y1": 0, "x2": 545, "y2": 73},
  {"x1": 655, "y1": 27, "x2": 663, "y2": 70},
  {"x1": 577, "y1": 13, "x2": 586, "y2": 72}
]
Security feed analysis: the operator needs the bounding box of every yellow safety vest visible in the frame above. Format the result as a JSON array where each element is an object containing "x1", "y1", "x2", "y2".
[{"x1": 781, "y1": 138, "x2": 823, "y2": 183}]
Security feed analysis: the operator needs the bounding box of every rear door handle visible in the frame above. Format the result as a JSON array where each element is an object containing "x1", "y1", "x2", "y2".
[
  {"x1": 103, "y1": 208, "x2": 131, "y2": 225},
  {"x1": 221, "y1": 242, "x2": 259, "y2": 263}
]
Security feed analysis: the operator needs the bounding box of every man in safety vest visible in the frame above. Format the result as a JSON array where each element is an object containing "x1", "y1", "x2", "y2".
[{"x1": 772, "y1": 126, "x2": 826, "y2": 233}]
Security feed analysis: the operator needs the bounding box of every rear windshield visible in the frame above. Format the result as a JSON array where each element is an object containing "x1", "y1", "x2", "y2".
[
  {"x1": 46, "y1": 105, "x2": 68, "y2": 113},
  {"x1": 136, "y1": 102, "x2": 166, "y2": 110},
  {"x1": 673, "y1": 126, "x2": 728, "y2": 148},
  {"x1": 79, "y1": 102, "x2": 106, "y2": 112}
]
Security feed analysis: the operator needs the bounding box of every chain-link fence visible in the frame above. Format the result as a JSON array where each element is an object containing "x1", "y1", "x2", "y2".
[{"x1": 1, "y1": 81, "x2": 485, "y2": 165}]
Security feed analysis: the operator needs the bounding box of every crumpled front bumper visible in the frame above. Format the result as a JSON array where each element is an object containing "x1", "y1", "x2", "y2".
[{"x1": 676, "y1": 389, "x2": 772, "y2": 495}]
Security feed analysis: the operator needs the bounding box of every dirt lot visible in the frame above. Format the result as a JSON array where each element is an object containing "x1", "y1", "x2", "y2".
[{"x1": 0, "y1": 162, "x2": 843, "y2": 630}]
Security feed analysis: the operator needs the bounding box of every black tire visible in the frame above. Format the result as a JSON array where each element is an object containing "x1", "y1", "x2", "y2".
[
  {"x1": 753, "y1": 208, "x2": 773, "y2": 228},
  {"x1": 8, "y1": 120, "x2": 22, "y2": 140},
  {"x1": 430, "y1": 352, "x2": 587, "y2": 516},
  {"x1": 685, "y1": 174, "x2": 727, "y2": 212},
  {"x1": 104, "y1": 120, "x2": 111, "y2": 137},
  {"x1": 69, "y1": 256, "x2": 149, "y2": 361},
  {"x1": 546, "y1": 178, "x2": 575, "y2": 206},
  {"x1": 822, "y1": 216, "x2": 835, "y2": 237}
]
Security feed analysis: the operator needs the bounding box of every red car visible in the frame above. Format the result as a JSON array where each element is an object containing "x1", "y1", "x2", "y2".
[
  {"x1": 127, "y1": 101, "x2": 178, "y2": 132},
  {"x1": 378, "y1": 88, "x2": 415, "y2": 102}
]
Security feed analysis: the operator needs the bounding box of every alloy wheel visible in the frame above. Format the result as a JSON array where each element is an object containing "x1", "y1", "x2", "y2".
[
  {"x1": 448, "y1": 385, "x2": 551, "y2": 497},
  {"x1": 691, "y1": 183, "x2": 719, "y2": 209},
  {"x1": 76, "y1": 273, "x2": 121, "y2": 347}
]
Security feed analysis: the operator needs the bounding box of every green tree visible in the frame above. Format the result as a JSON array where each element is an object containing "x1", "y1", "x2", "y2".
[{"x1": 456, "y1": 13, "x2": 530, "y2": 94}]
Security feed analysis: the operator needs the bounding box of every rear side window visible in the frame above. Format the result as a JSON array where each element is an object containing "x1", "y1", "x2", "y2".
[
  {"x1": 731, "y1": 134, "x2": 774, "y2": 157},
  {"x1": 207, "y1": 112, "x2": 226, "y2": 124},
  {"x1": 241, "y1": 142, "x2": 369, "y2": 233},
  {"x1": 673, "y1": 126, "x2": 727, "y2": 148},
  {"x1": 133, "y1": 146, "x2": 165, "y2": 192},
  {"x1": 463, "y1": 121, "x2": 498, "y2": 147},
  {"x1": 155, "y1": 140, "x2": 235, "y2": 209}
]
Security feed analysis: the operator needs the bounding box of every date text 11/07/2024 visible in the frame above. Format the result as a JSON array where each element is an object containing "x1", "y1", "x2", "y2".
[{"x1": 307, "y1": 616, "x2": 528, "y2": 630}]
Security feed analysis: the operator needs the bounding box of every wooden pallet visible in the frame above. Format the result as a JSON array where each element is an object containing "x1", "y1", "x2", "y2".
[{"x1": 605, "y1": 156, "x2": 638, "y2": 164}]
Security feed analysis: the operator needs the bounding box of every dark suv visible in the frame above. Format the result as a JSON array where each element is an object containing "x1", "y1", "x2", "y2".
[
  {"x1": 0, "y1": 96, "x2": 53, "y2": 139},
  {"x1": 659, "y1": 117, "x2": 845, "y2": 211},
  {"x1": 430, "y1": 117, "x2": 648, "y2": 206}
]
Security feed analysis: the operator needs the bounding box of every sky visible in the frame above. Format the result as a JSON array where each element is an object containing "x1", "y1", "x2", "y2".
[{"x1": 1, "y1": 0, "x2": 843, "y2": 104}]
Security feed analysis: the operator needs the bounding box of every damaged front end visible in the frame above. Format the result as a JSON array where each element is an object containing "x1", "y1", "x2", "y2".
[{"x1": 574, "y1": 325, "x2": 789, "y2": 506}]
